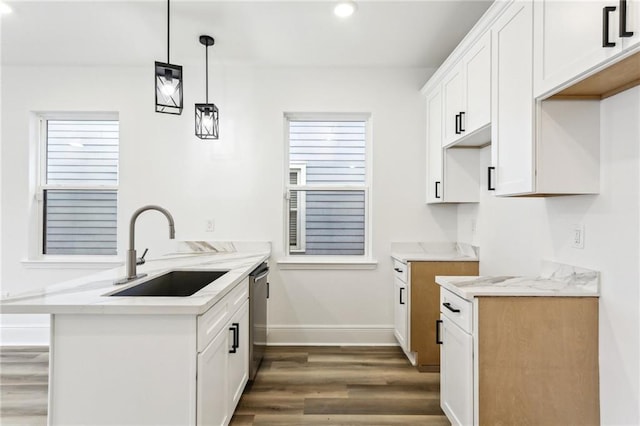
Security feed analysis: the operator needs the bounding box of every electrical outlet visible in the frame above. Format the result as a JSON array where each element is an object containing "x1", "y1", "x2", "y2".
[
  {"x1": 471, "y1": 219, "x2": 477, "y2": 235},
  {"x1": 206, "y1": 219, "x2": 215, "y2": 232},
  {"x1": 572, "y1": 224, "x2": 585, "y2": 249}
]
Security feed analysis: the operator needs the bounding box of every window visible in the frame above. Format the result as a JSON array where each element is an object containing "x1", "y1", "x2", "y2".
[
  {"x1": 285, "y1": 114, "x2": 370, "y2": 257},
  {"x1": 37, "y1": 115, "x2": 119, "y2": 256}
]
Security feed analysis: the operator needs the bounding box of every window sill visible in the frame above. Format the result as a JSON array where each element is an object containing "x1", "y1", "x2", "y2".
[
  {"x1": 21, "y1": 257, "x2": 124, "y2": 270},
  {"x1": 277, "y1": 257, "x2": 378, "y2": 270}
]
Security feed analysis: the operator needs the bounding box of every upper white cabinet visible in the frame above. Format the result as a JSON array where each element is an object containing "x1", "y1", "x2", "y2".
[
  {"x1": 492, "y1": 0, "x2": 601, "y2": 196},
  {"x1": 534, "y1": 0, "x2": 640, "y2": 98},
  {"x1": 442, "y1": 32, "x2": 492, "y2": 148}
]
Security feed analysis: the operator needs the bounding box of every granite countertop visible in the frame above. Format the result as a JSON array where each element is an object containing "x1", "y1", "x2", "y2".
[
  {"x1": 391, "y1": 242, "x2": 479, "y2": 263},
  {"x1": 0, "y1": 241, "x2": 270, "y2": 315},
  {"x1": 436, "y1": 261, "x2": 599, "y2": 300}
]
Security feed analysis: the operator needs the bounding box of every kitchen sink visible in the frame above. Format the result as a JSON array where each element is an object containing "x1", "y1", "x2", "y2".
[{"x1": 110, "y1": 270, "x2": 229, "y2": 297}]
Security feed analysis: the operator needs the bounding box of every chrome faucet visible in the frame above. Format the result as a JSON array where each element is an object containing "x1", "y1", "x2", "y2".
[{"x1": 114, "y1": 205, "x2": 176, "y2": 285}]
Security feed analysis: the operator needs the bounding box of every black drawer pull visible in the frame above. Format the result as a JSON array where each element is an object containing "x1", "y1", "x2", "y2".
[
  {"x1": 443, "y1": 302, "x2": 460, "y2": 313},
  {"x1": 436, "y1": 319, "x2": 443, "y2": 345},
  {"x1": 455, "y1": 113, "x2": 461, "y2": 134},
  {"x1": 394, "y1": 267, "x2": 404, "y2": 273},
  {"x1": 459, "y1": 111, "x2": 465, "y2": 132},
  {"x1": 399, "y1": 287, "x2": 405, "y2": 305},
  {"x1": 620, "y1": 0, "x2": 634, "y2": 37},
  {"x1": 435, "y1": 181, "x2": 441, "y2": 199},
  {"x1": 603, "y1": 6, "x2": 617, "y2": 47}
]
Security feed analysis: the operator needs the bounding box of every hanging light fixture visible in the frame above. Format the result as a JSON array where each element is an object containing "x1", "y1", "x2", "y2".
[
  {"x1": 155, "y1": 0, "x2": 183, "y2": 114},
  {"x1": 195, "y1": 35, "x2": 219, "y2": 139}
]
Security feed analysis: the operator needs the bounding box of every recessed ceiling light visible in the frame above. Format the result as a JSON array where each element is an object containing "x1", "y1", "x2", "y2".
[
  {"x1": 334, "y1": 1, "x2": 357, "y2": 18},
  {"x1": 0, "y1": 2, "x2": 12, "y2": 15}
]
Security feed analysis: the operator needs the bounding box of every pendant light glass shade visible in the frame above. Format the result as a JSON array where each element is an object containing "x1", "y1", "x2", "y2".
[
  {"x1": 155, "y1": 62, "x2": 183, "y2": 114},
  {"x1": 155, "y1": 0, "x2": 183, "y2": 115},
  {"x1": 195, "y1": 35, "x2": 219, "y2": 139}
]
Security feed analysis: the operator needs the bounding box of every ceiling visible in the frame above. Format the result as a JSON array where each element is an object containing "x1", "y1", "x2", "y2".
[{"x1": 1, "y1": 1, "x2": 492, "y2": 68}]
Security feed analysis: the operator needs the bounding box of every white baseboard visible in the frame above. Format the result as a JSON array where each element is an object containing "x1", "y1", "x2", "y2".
[
  {"x1": 267, "y1": 324, "x2": 397, "y2": 346},
  {"x1": 0, "y1": 326, "x2": 50, "y2": 346}
]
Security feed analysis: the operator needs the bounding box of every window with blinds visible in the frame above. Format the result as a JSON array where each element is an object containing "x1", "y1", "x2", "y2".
[
  {"x1": 41, "y1": 119, "x2": 119, "y2": 255},
  {"x1": 286, "y1": 118, "x2": 368, "y2": 256}
]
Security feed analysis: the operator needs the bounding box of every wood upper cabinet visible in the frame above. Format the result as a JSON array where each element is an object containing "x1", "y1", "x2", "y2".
[
  {"x1": 534, "y1": 0, "x2": 640, "y2": 98},
  {"x1": 442, "y1": 32, "x2": 492, "y2": 148}
]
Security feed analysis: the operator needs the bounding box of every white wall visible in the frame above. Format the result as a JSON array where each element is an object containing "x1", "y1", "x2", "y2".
[
  {"x1": 458, "y1": 87, "x2": 640, "y2": 425},
  {"x1": 1, "y1": 63, "x2": 458, "y2": 344}
]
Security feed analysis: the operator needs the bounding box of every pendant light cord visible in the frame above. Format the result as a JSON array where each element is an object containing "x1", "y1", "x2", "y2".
[
  {"x1": 205, "y1": 44, "x2": 209, "y2": 104},
  {"x1": 167, "y1": 0, "x2": 170, "y2": 63}
]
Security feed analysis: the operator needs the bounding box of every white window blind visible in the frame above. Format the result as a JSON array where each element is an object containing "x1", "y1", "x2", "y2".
[
  {"x1": 42, "y1": 119, "x2": 119, "y2": 255},
  {"x1": 287, "y1": 119, "x2": 368, "y2": 256}
]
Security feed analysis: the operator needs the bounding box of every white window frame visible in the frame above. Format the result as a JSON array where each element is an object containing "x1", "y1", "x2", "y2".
[
  {"x1": 280, "y1": 112, "x2": 376, "y2": 269},
  {"x1": 26, "y1": 112, "x2": 121, "y2": 266},
  {"x1": 288, "y1": 163, "x2": 307, "y2": 253}
]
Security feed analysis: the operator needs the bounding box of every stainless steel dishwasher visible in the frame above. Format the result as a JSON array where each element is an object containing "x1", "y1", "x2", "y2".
[{"x1": 249, "y1": 262, "x2": 269, "y2": 381}]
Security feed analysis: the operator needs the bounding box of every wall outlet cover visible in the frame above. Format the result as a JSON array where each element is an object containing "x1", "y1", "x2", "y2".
[{"x1": 572, "y1": 224, "x2": 585, "y2": 249}]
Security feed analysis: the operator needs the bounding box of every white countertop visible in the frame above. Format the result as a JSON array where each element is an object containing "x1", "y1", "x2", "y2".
[
  {"x1": 0, "y1": 241, "x2": 270, "y2": 315},
  {"x1": 391, "y1": 242, "x2": 479, "y2": 263},
  {"x1": 436, "y1": 261, "x2": 599, "y2": 300}
]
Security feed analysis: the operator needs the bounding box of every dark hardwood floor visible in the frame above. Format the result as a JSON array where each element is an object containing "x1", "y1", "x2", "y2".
[{"x1": 0, "y1": 345, "x2": 449, "y2": 426}]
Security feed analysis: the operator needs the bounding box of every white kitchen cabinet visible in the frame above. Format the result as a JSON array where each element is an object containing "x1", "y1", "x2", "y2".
[
  {"x1": 492, "y1": 0, "x2": 601, "y2": 196},
  {"x1": 227, "y1": 299, "x2": 249, "y2": 416},
  {"x1": 426, "y1": 85, "x2": 480, "y2": 204},
  {"x1": 534, "y1": 0, "x2": 640, "y2": 98},
  {"x1": 393, "y1": 274, "x2": 409, "y2": 354},
  {"x1": 197, "y1": 323, "x2": 229, "y2": 426},
  {"x1": 440, "y1": 315, "x2": 473, "y2": 426},
  {"x1": 442, "y1": 32, "x2": 492, "y2": 148}
]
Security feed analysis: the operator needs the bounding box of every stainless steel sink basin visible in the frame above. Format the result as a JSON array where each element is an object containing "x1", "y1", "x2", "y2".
[{"x1": 110, "y1": 270, "x2": 228, "y2": 297}]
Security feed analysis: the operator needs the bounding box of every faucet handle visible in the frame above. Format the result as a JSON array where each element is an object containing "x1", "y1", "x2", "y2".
[{"x1": 137, "y1": 248, "x2": 149, "y2": 266}]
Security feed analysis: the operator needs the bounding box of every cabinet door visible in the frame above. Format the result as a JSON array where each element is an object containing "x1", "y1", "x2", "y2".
[
  {"x1": 426, "y1": 87, "x2": 444, "y2": 204},
  {"x1": 227, "y1": 300, "x2": 249, "y2": 415},
  {"x1": 197, "y1": 327, "x2": 229, "y2": 426},
  {"x1": 393, "y1": 276, "x2": 408, "y2": 352},
  {"x1": 492, "y1": 0, "x2": 535, "y2": 196},
  {"x1": 440, "y1": 315, "x2": 473, "y2": 426},
  {"x1": 622, "y1": 0, "x2": 640, "y2": 49},
  {"x1": 534, "y1": 0, "x2": 622, "y2": 97},
  {"x1": 463, "y1": 31, "x2": 491, "y2": 135},
  {"x1": 442, "y1": 65, "x2": 465, "y2": 147}
]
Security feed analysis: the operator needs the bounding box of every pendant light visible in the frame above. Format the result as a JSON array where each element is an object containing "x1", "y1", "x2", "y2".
[
  {"x1": 155, "y1": 0, "x2": 183, "y2": 115},
  {"x1": 195, "y1": 35, "x2": 219, "y2": 139}
]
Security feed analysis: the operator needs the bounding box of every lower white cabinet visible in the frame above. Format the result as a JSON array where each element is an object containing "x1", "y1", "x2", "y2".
[
  {"x1": 197, "y1": 298, "x2": 249, "y2": 426},
  {"x1": 440, "y1": 315, "x2": 473, "y2": 426},
  {"x1": 393, "y1": 275, "x2": 408, "y2": 353}
]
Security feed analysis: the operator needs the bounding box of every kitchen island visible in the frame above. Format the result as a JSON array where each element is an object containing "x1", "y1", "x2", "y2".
[
  {"x1": 435, "y1": 261, "x2": 600, "y2": 426},
  {"x1": 0, "y1": 241, "x2": 270, "y2": 426}
]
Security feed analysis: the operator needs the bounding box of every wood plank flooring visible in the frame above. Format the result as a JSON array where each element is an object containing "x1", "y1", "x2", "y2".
[{"x1": 0, "y1": 345, "x2": 449, "y2": 425}]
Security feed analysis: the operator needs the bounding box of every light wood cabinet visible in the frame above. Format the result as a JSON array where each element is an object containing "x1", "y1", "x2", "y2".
[
  {"x1": 534, "y1": 0, "x2": 640, "y2": 98},
  {"x1": 438, "y1": 288, "x2": 600, "y2": 425},
  {"x1": 393, "y1": 260, "x2": 478, "y2": 371}
]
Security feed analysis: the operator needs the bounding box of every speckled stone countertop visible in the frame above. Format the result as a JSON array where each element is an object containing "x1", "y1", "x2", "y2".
[
  {"x1": 0, "y1": 241, "x2": 270, "y2": 315},
  {"x1": 436, "y1": 261, "x2": 599, "y2": 300},
  {"x1": 391, "y1": 242, "x2": 479, "y2": 263}
]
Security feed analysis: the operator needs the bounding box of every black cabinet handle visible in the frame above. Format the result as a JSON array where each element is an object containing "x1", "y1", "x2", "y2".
[
  {"x1": 459, "y1": 111, "x2": 465, "y2": 132},
  {"x1": 455, "y1": 113, "x2": 461, "y2": 134},
  {"x1": 394, "y1": 267, "x2": 404, "y2": 273},
  {"x1": 267, "y1": 282, "x2": 270, "y2": 299},
  {"x1": 443, "y1": 302, "x2": 461, "y2": 313},
  {"x1": 229, "y1": 323, "x2": 239, "y2": 353},
  {"x1": 620, "y1": 0, "x2": 634, "y2": 37},
  {"x1": 603, "y1": 6, "x2": 617, "y2": 47},
  {"x1": 435, "y1": 181, "x2": 441, "y2": 199},
  {"x1": 399, "y1": 287, "x2": 405, "y2": 305},
  {"x1": 488, "y1": 166, "x2": 495, "y2": 191},
  {"x1": 436, "y1": 319, "x2": 443, "y2": 345}
]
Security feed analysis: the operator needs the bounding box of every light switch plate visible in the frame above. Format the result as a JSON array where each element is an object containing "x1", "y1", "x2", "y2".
[{"x1": 572, "y1": 224, "x2": 585, "y2": 249}]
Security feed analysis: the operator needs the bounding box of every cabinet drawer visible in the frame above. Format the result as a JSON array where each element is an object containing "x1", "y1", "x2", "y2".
[
  {"x1": 393, "y1": 260, "x2": 408, "y2": 283},
  {"x1": 197, "y1": 300, "x2": 228, "y2": 353},
  {"x1": 440, "y1": 288, "x2": 473, "y2": 334},
  {"x1": 227, "y1": 278, "x2": 249, "y2": 316}
]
